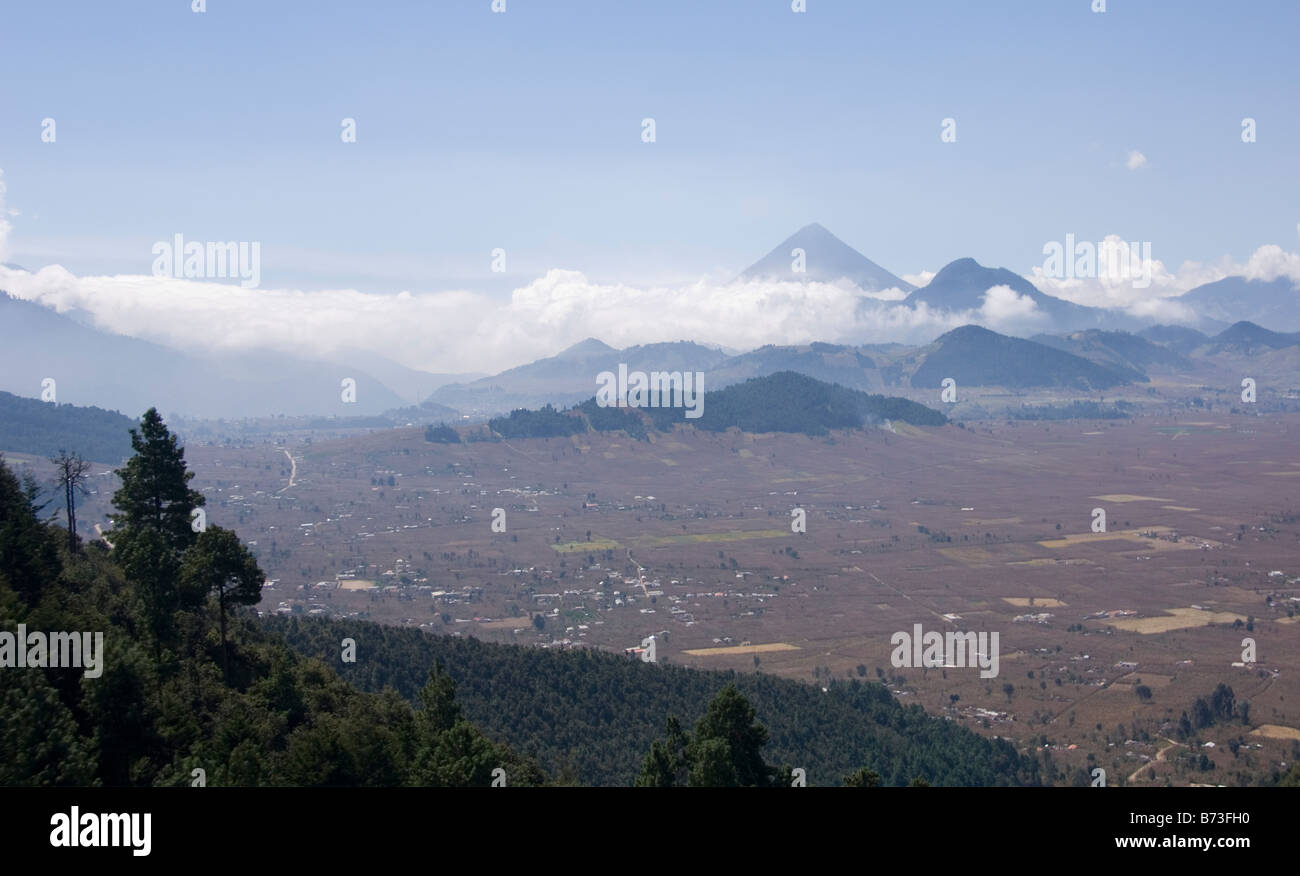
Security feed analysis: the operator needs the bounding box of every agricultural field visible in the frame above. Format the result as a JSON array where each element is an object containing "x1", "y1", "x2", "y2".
[{"x1": 172, "y1": 408, "x2": 1300, "y2": 785}]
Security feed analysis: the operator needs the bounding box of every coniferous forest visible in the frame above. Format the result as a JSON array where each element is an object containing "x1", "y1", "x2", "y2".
[
  {"x1": 272, "y1": 614, "x2": 1039, "y2": 786},
  {"x1": 0, "y1": 409, "x2": 543, "y2": 787}
]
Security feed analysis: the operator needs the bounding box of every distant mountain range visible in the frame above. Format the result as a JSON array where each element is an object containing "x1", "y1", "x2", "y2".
[
  {"x1": 3, "y1": 222, "x2": 1296, "y2": 420},
  {"x1": 741, "y1": 224, "x2": 1298, "y2": 334},
  {"x1": 429, "y1": 319, "x2": 1300, "y2": 417},
  {"x1": 428, "y1": 338, "x2": 730, "y2": 415},
  {"x1": 1177, "y1": 277, "x2": 1300, "y2": 332},
  {"x1": 8, "y1": 313, "x2": 1293, "y2": 462}
]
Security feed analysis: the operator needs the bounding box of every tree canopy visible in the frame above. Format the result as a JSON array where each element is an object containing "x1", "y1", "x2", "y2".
[{"x1": 0, "y1": 413, "x2": 543, "y2": 787}]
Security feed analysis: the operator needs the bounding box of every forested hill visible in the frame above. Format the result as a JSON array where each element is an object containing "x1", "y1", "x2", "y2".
[
  {"x1": 0, "y1": 391, "x2": 135, "y2": 463},
  {"x1": 645, "y1": 370, "x2": 947, "y2": 433},
  {"x1": 269, "y1": 616, "x2": 1039, "y2": 787},
  {"x1": 0, "y1": 416, "x2": 545, "y2": 788},
  {"x1": 484, "y1": 371, "x2": 946, "y2": 440}
]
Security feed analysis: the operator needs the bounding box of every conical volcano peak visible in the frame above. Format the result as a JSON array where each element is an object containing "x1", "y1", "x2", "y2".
[{"x1": 738, "y1": 224, "x2": 914, "y2": 293}]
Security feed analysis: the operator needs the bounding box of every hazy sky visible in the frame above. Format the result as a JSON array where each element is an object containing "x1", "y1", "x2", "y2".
[{"x1": 1, "y1": 0, "x2": 1297, "y2": 372}]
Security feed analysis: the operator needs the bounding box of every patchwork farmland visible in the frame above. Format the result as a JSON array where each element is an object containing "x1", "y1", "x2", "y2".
[{"x1": 174, "y1": 408, "x2": 1300, "y2": 785}]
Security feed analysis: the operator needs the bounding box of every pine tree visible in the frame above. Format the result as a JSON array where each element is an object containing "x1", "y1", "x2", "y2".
[
  {"x1": 636, "y1": 685, "x2": 775, "y2": 788},
  {"x1": 109, "y1": 408, "x2": 206, "y2": 659},
  {"x1": 688, "y1": 683, "x2": 772, "y2": 787},
  {"x1": 635, "y1": 739, "x2": 678, "y2": 787},
  {"x1": 0, "y1": 457, "x2": 59, "y2": 607},
  {"x1": 110, "y1": 408, "x2": 205, "y2": 552},
  {"x1": 179, "y1": 525, "x2": 265, "y2": 681},
  {"x1": 843, "y1": 766, "x2": 882, "y2": 787}
]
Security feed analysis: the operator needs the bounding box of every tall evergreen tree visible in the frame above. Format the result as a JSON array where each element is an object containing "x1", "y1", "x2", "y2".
[
  {"x1": 110, "y1": 408, "x2": 204, "y2": 552},
  {"x1": 109, "y1": 409, "x2": 205, "y2": 652},
  {"x1": 0, "y1": 455, "x2": 59, "y2": 607},
  {"x1": 635, "y1": 738, "x2": 678, "y2": 787},
  {"x1": 636, "y1": 685, "x2": 775, "y2": 787},
  {"x1": 179, "y1": 525, "x2": 265, "y2": 681},
  {"x1": 688, "y1": 684, "x2": 773, "y2": 787}
]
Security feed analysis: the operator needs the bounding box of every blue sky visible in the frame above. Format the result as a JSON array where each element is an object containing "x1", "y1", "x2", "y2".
[{"x1": 2, "y1": 0, "x2": 1296, "y2": 293}]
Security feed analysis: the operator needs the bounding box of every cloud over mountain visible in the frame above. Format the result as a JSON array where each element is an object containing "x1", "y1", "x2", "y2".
[
  {"x1": 0, "y1": 265, "x2": 1037, "y2": 376},
  {"x1": 3, "y1": 220, "x2": 1297, "y2": 375}
]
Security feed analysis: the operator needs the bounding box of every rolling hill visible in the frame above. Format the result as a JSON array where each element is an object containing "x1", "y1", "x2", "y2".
[
  {"x1": 709, "y1": 342, "x2": 882, "y2": 391},
  {"x1": 1206, "y1": 321, "x2": 1300, "y2": 355},
  {"x1": 479, "y1": 371, "x2": 946, "y2": 439},
  {"x1": 428, "y1": 338, "x2": 729, "y2": 416},
  {"x1": 270, "y1": 615, "x2": 1040, "y2": 787},
  {"x1": 909, "y1": 325, "x2": 1132, "y2": 390},
  {"x1": 1139, "y1": 324, "x2": 1211, "y2": 355},
  {"x1": 643, "y1": 370, "x2": 946, "y2": 433},
  {"x1": 0, "y1": 391, "x2": 136, "y2": 463},
  {"x1": 1030, "y1": 329, "x2": 1191, "y2": 382}
]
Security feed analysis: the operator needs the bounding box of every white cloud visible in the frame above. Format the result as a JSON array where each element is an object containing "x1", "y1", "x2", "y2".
[
  {"x1": 902, "y1": 269, "x2": 935, "y2": 289},
  {"x1": 1243, "y1": 244, "x2": 1300, "y2": 283},
  {"x1": 5, "y1": 178, "x2": 1297, "y2": 375},
  {"x1": 7, "y1": 233, "x2": 1295, "y2": 377},
  {"x1": 1026, "y1": 234, "x2": 1300, "y2": 316},
  {"x1": 857, "y1": 284, "x2": 910, "y2": 302},
  {"x1": 980, "y1": 284, "x2": 1046, "y2": 326},
  {"x1": 1126, "y1": 150, "x2": 1148, "y2": 170},
  {"x1": 0, "y1": 263, "x2": 980, "y2": 374},
  {"x1": 1120, "y1": 294, "x2": 1201, "y2": 325}
]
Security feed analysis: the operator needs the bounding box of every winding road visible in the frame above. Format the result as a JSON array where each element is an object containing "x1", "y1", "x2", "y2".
[
  {"x1": 1126, "y1": 736, "x2": 1185, "y2": 784},
  {"x1": 278, "y1": 449, "x2": 297, "y2": 493}
]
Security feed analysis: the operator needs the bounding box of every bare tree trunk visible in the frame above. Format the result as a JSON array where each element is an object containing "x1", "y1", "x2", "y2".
[
  {"x1": 51, "y1": 450, "x2": 90, "y2": 554},
  {"x1": 65, "y1": 477, "x2": 76, "y2": 552}
]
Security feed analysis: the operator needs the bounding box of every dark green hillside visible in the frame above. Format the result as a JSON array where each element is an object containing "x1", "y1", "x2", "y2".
[
  {"x1": 574, "y1": 397, "x2": 649, "y2": 440},
  {"x1": 488, "y1": 404, "x2": 584, "y2": 439},
  {"x1": 269, "y1": 616, "x2": 1039, "y2": 787},
  {"x1": 0, "y1": 391, "x2": 135, "y2": 463},
  {"x1": 0, "y1": 411, "x2": 541, "y2": 787},
  {"x1": 643, "y1": 371, "x2": 946, "y2": 434},
  {"x1": 423, "y1": 423, "x2": 461, "y2": 443},
  {"x1": 489, "y1": 372, "x2": 945, "y2": 439}
]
